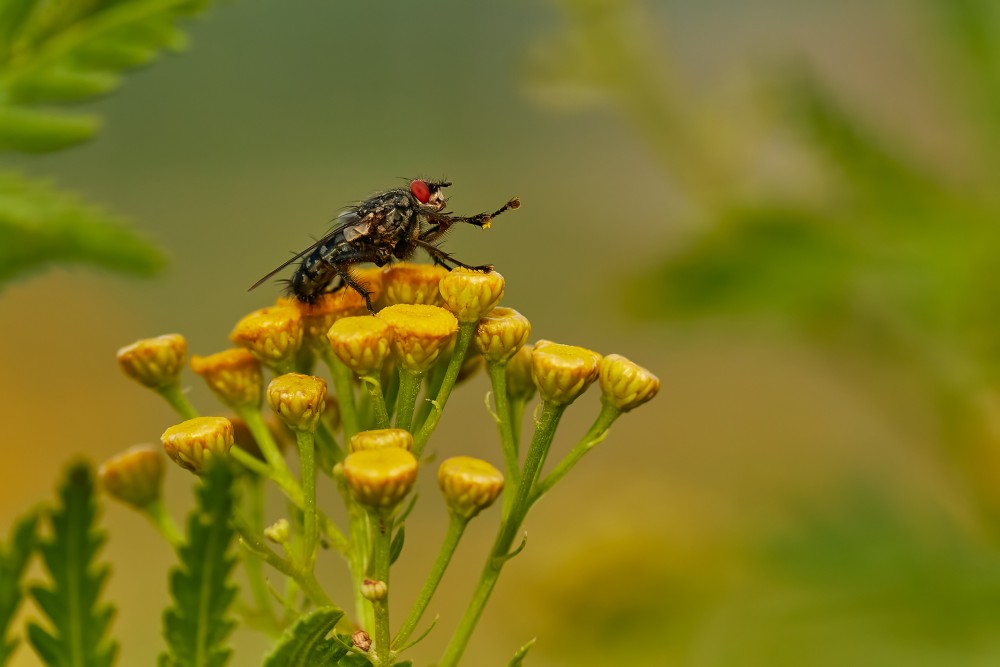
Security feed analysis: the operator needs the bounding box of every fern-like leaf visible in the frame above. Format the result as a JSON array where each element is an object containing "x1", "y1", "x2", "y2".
[
  {"x1": 0, "y1": 510, "x2": 39, "y2": 667},
  {"x1": 161, "y1": 461, "x2": 238, "y2": 667},
  {"x1": 27, "y1": 462, "x2": 117, "y2": 667},
  {"x1": 261, "y1": 608, "x2": 349, "y2": 667},
  {"x1": 0, "y1": 170, "x2": 164, "y2": 285}
]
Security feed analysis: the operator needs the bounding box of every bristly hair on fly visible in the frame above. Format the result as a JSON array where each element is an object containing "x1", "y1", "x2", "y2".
[{"x1": 249, "y1": 178, "x2": 519, "y2": 313}]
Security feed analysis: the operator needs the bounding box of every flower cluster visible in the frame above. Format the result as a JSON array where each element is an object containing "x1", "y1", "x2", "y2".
[{"x1": 108, "y1": 262, "x2": 659, "y2": 665}]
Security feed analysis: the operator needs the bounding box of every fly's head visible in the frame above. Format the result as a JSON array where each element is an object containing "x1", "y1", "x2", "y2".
[{"x1": 410, "y1": 179, "x2": 451, "y2": 211}]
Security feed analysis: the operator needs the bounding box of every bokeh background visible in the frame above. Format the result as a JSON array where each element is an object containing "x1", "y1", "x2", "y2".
[{"x1": 4, "y1": 0, "x2": 1000, "y2": 664}]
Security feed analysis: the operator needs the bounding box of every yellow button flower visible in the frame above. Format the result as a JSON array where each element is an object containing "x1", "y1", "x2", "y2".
[
  {"x1": 343, "y1": 447, "x2": 418, "y2": 509},
  {"x1": 475, "y1": 307, "x2": 531, "y2": 363},
  {"x1": 439, "y1": 268, "x2": 505, "y2": 323},
  {"x1": 267, "y1": 373, "x2": 327, "y2": 432},
  {"x1": 230, "y1": 305, "x2": 303, "y2": 371},
  {"x1": 116, "y1": 334, "x2": 187, "y2": 389},
  {"x1": 99, "y1": 445, "x2": 164, "y2": 508},
  {"x1": 190, "y1": 348, "x2": 263, "y2": 409},
  {"x1": 376, "y1": 304, "x2": 458, "y2": 373},
  {"x1": 161, "y1": 416, "x2": 234, "y2": 473},
  {"x1": 530, "y1": 340, "x2": 602, "y2": 406},
  {"x1": 599, "y1": 354, "x2": 660, "y2": 412},
  {"x1": 438, "y1": 456, "x2": 504, "y2": 519},
  {"x1": 383, "y1": 263, "x2": 448, "y2": 306}
]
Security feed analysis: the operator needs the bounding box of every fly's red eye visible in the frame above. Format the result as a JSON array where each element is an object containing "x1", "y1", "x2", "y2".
[{"x1": 410, "y1": 179, "x2": 431, "y2": 203}]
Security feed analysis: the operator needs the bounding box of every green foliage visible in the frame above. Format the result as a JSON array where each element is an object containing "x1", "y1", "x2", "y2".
[
  {"x1": 27, "y1": 462, "x2": 117, "y2": 667},
  {"x1": 0, "y1": 171, "x2": 164, "y2": 283},
  {"x1": 509, "y1": 638, "x2": 536, "y2": 666},
  {"x1": 0, "y1": 510, "x2": 38, "y2": 667},
  {"x1": 161, "y1": 462, "x2": 237, "y2": 667},
  {"x1": 261, "y1": 608, "x2": 348, "y2": 667},
  {"x1": 0, "y1": 0, "x2": 216, "y2": 287}
]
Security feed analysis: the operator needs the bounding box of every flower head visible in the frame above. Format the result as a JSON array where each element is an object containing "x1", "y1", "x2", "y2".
[
  {"x1": 267, "y1": 373, "x2": 328, "y2": 432},
  {"x1": 349, "y1": 428, "x2": 414, "y2": 453},
  {"x1": 343, "y1": 447, "x2": 418, "y2": 509},
  {"x1": 506, "y1": 344, "x2": 537, "y2": 403},
  {"x1": 327, "y1": 316, "x2": 393, "y2": 376},
  {"x1": 438, "y1": 268, "x2": 505, "y2": 323},
  {"x1": 190, "y1": 348, "x2": 263, "y2": 410},
  {"x1": 361, "y1": 579, "x2": 387, "y2": 602},
  {"x1": 376, "y1": 304, "x2": 458, "y2": 373},
  {"x1": 279, "y1": 288, "x2": 369, "y2": 351},
  {"x1": 475, "y1": 307, "x2": 531, "y2": 364},
  {"x1": 116, "y1": 334, "x2": 187, "y2": 389},
  {"x1": 438, "y1": 456, "x2": 504, "y2": 519},
  {"x1": 599, "y1": 354, "x2": 660, "y2": 412},
  {"x1": 229, "y1": 305, "x2": 303, "y2": 371},
  {"x1": 161, "y1": 416, "x2": 234, "y2": 473},
  {"x1": 98, "y1": 445, "x2": 164, "y2": 508},
  {"x1": 383, "y1": 263, "x2": 448, "y2": 306},
  {"x1": 531, "y1": 340, "x2": 602, "y2": 406}
]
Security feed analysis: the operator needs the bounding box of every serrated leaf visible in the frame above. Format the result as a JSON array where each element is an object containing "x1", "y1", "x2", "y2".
[
  {"x1": 389, "y1": 525, "x2": 405, "y2": 565},
  {"x1": 161, "y1": 461, "x2": 238, "y2": 667},
  {"x1": 0, "y1": 106, "x2": 99, "y2": 153},
  {"x1": 0, "y1": 511, "x2": 39, "y2": 667},
  {"x1": 509, "y1": 637, "x2": 536, "y2": 666},
  {"x1": 0, "y1": 170, "x2": 164, "y2": 285},
  {"x1": 27, "y1": 462, "x2": 118, "y2": 667},
  {"x1": 262, "y1": 608, "x2": 348, "y2": 667}
]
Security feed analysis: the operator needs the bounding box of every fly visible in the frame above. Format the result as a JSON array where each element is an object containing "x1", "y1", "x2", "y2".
[{"x1": 249, "y1": 179, "x2": 520, "y2": 312}]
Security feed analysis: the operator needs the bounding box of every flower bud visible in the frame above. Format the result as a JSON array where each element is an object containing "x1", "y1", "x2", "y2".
[
  {"x1": 531, "y1": 340, "x2": 602, "y2": 406},
  {"x1": 352, "y1": 630, "x2": 372, "y2": 652},
  {"x1": 349, "y1": 428, "x2": 414, "y2": 453},
  {"x1": 229, "y1": 306, "x2": 303, "y2": 371},
  {"x1": 267, "y1": 373, "x2": 327, "y2": 432},
  {"x1": 475, "y1": 307, "x2": 531, "y2": 364},
  {"x1": 264, "y1": 518, "x2": 290, "y2": 544},
  {"x1": 190, "y1": 348, "x2": 263, "y2": 410},
  {"x1": 438, "y1": 456, "x2": 504, "y2": 519},
  {"x1": 361, "y1": 578, "x2": 387, "y2": 602},
  {"x1": 161, "y1": 416, "x2": 234, "y2": 473},
  {"x1": 506, "y1": 344, "x2": 536, "y2": 403},
  {"x1": 327, "y1": 316, "x2": 393, "y2": 376},
  {"x1": 383, "y1": 263, "x2": 448, "y2": 306},
  {"x1": 438, "y1": 268, "x2": 505, "y2": 323},
  {"x1": 599, "y1": 354, "x2": 660, "y2": 412},
  {"x1": 278, "y1": 289, "x2": 369, "y2": 351},
  {"x1": 376, "y1": 304, "x2": 458, "y2": 373},
  {"x1": 116, "y1": 334, "x2": 187, "y2": 389},
  {"x1": 343, "y1": 447, "x2": 418, "y2": 509},
  {"x1": 98, "y1": 445, "x2": 164, "y2": 508}
]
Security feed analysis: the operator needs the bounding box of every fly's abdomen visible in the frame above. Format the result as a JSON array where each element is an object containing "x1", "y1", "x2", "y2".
[{"x1": 290, "y1": 246, "x2": 339, "y2": 303}]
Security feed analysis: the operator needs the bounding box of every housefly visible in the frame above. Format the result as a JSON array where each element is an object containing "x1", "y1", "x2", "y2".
[{"x1": 249, "y1": 179, "x2": 519, "y2": 312}]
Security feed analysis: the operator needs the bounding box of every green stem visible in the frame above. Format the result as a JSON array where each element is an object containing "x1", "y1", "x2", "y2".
[
  {"x1": 394, "y1": 369, "x2": 424, "y2": 433},
  {"x1": 141, "y1": 497, "x2": 183, "y2": 546},
  {"x1": 413, "y1": 323, "x2": 475, "y2": 454},
  {"x1": 440, "y1": 401, "x2": 566, "y2": 667},
  {"x1": 361, "y1": 375, "x2": 391, "y2": 429},
  {"x1": 510, "y1": 397, "x2": 527, "y2": 454},
  {"x1": 296, "y1": 430, "x2": 318, "y2": 569},
  {"x1": 235, "y1": 406, "x2": 296, "y2": 490},
  {"x1": 383, "y1": 367, "x2": 401, "y2": 421},
  {"x1": 369, "y1": 509, "x2": 394, "y2": 666},
  {"x1": 237, "y1": 525, "x2": 336, "y2": 608},
  {"x1": 533, "y1": 402, "x2": 621, "y2": 502},
  {"x1": 393, "y1": 512, "x2": 468, "y2": 649},
  {"x1": 337, "y1": 473, "x2": 374, "y2": 631},
  {"x1": 322, "y1": 349, "x2": 361, "y2": 439},
  {"x1": 413, "y1": 353, "x2": 449, "y2": 432},
  {"x1": 486, "y1": 362, "x2": 520, "y2": 486},
  {"x1": 157, "y1": 383, "x2": 199, "y2": 420},
  {"x1": 243, "y1": 476, "x2": 279, "y2": 634}
]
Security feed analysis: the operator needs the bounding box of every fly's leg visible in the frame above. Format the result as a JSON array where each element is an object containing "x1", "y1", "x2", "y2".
[
  {"x1": 427, "y1": 196, "x2": 520, "y2": 231},
  {"x1": 414, "y1": 238, "x2": 492, "y2": 273},
  {"x1": 319, "y1": 248, "x2": 386, "y2": 313}
]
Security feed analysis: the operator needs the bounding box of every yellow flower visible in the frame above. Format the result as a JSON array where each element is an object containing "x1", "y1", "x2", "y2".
[
  {"x1": 343, "y1": 447, "x2": 418, "y2": 509},
  {"x1": 599, "y1": 354, "x2": 660, "y2": 412},
  {"x1": 327, "y1": 316, "x2": 393, "y2": 376},
  {"x1": 349, "y1": 428, "x2": 414, "y2": 453},
  {"x1": 116, "y1": 334, "x2": 187, "y2": 389},
  {"x1": 161, "y1": 416, "x2": 234, "y2": 473},
  {"x1": 530, "y1": 340, "x2": 602, "y2": 406},
  {"x1": 376, "y1": 304, "x2": 458, "y2": 373},
  {"x1": 383, "y1": 263, "x2": 448, "y2": 306},
  {"x1": 475, "y1": 307, "x2": 531, "y2": 363},
  {"x1": 98, "y1": 445, "x2": 164, "y2": 508},
  {"x1": 229, "y1": 305, "x2": 303, "y2": 371},
  {"x1": 278, "y1": 289, "x2": 369, "y2": 351},
  {"x1": 437, "y1": 456, "x2": 504, "y2": 519},
  {"x1": 190, "y1": 348, "x2": 263, "y2": 409},
  {"x1": 267, "y1": 373, "x2": 328, "y2": 432},
  {"x1": 506, "y1": 344, "x2": 536, "y2": 403},
  {"x1": 438, "y1": 268, "x2": 505, "y2": 323}
]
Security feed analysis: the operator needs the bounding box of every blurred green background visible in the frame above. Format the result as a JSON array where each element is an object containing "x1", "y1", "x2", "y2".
[{"x1": 5, "y1": 0, "x2": 1000, "y2": 664}]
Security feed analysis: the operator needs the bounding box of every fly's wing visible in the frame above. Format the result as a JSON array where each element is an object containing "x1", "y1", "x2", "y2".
[{"x1": 247, "y1": 210, "x2": 374, "y2": 291}]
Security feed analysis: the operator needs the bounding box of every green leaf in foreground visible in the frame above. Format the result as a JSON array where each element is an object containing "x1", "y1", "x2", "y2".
[
  {"x1": 0, "y1": 510, "x2": 39, "y2": 667},
  {"x1": 27, "y1": 462, "x2": 117, "y2": 667},
  {"x1": 509, "y1": 637, "x2": 536, "y2": 666},
  {"x1": 262, "y1": 607, "x2": 349, "y2": 667},
  {"x1": 161, "y1": 461, "x2": 238, "y2": 667},
  {"x1": 0, "y1": 171, "x2": 164, "y2": 286}
]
